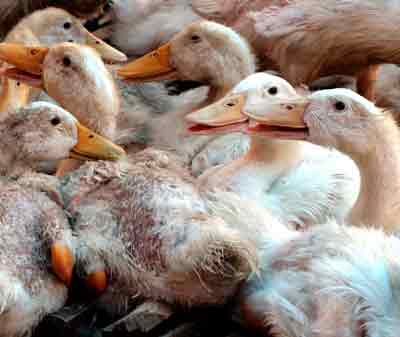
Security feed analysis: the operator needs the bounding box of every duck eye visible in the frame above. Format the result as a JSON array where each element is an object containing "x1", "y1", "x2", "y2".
[
  {"x1": 62, "y1": 57, "x2": 71, "y2": 67},
  {"x1": 334, "y1": 101, "x2": 346, "y2": 111},
  {"x1": 51, "y1": 117, "x2": 61, "y2": 126},
  {"x1": 63, "y1": 22, "x2": 72, "y2": 30},
  {"x1": 225, "y1": 101, "x2": 236, "y2": 107},
  {"x1": 191, "y1": 35, "x2": 201, "y2": 42},
  {"x1": 268, "y1": 86, "x2": 278, "y2": 95}
]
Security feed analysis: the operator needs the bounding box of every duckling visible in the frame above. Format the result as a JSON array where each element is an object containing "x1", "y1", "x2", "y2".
[
  {"x1": 59, "y1": 149, "x2": 259, "y2": 314},
  {"x1": 0, "y1": 0, "x2": 108, "y2": 38},
  {"x1": 0, "y1": 178, "x2": 73, "y2": 337},
  {"x1": 0, "y1": 100, "x2": 124, "y2": 178},
  {"x1": 0, "y1": 42, "x2": 128, "y2": 175},
  {"x1": 186, "y1": 73, "x2": 360, "y2": 228},
  {"x1": 0, "y1": 100, "x2": 122, "y2": 336},
  {"x1": 243, "y1": 88, "x2": 400, "y2": 234},
  {"x1": 118, "y1": 20, "x2": 254, "y2": 174},
  {"x1": 237, "y1": 219, "x2": 400, "y2": 337},
  {"x1": 0, "y1": 7, "x2": 126, "y2": 115}
]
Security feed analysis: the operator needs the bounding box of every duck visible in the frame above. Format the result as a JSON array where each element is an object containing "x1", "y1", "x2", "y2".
[
  {"x1": 0, "y1": 7, "x2": 127, "y2": 116},
  {"x1": 110, "y1": 0, "x2": 400, "y2": 101},
  {"x1": 59, "y1": 149, "x2": 259, "y2": 314},
  {"x1": 186, "y1": 73, "x2": 360, "y2": 228},
  {"x1": 0, "y1": 42, "x2": 129, "y2": 175},
  {"x1": 117, "y1": 20, "x2": 255, "y2": 175},
  {"x1": 236, "y1": 218, "x2": 400, "y2": 337},
  {"x1": 0, "y1": 100, "x2": 124, "y2": 178},
  {"x1": 241, "y1": 87, "x2": 400, "y2": 234},
  {"x1": 0, "y1": 100, "x2": 124, "y2": 337},
  {"x1": 248, "y1": 0, "x2": 400, "y2": 100},
  {"x1": 0, "y1": 0, "x2": 109, "y2": 38},
  {"x1": 0, "y1": 178, "x2": 72, "y2": 337}
]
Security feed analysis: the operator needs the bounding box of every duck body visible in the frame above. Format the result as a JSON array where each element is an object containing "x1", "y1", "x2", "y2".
[
  {"x1": 200, "y1": 139, "x2": 358, "y2": 228},
  {"x1": 61, "y1": 149, "x2": 258, "y2": 313},
  {"x1": 0, "y1": 179, "x2": 72, "y2": 337},
  {"x1": 238, "y1": 222, "x2": 400, "y2": 337}
]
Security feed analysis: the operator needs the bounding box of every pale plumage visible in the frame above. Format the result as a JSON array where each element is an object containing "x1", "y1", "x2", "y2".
[
  {"x1": 244, "y1": 87, "x2": 400, "y2": 234},
  {"x1": 60, "y1": 150, "x2": 259, "y2": 314},
  {"x1": 118, "y1": 21, "x2": 257, "y2": 175},
  {"x1": 188, "y1": 73, "x2": 360, "y2": 228},
  {"x1": 0, "y1": 179, "x2": 72, "y2": 337},
  {"x1": 238, "y1": 220, "x2": 400, "y2": 337}
]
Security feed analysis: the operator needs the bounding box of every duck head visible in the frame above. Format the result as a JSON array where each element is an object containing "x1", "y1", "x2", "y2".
[
  {"x1": 237, "y1": 87, "x2": 385, "y2": 154},
  {"x1": 185, "y1": 72, "x2": 307, "y2": 137},
  {"x1": 0, "y1": 42, "x2": 120, "y2": 139},
  {"x1": 12, "y1": 7, "x2": 127, "y2": 62},
  {"x1": 118, "y1": 20, "x2": 255, "y2": 98},
  {"x1": 0, "y1": 101, "x2": 125, "y2": 167}
]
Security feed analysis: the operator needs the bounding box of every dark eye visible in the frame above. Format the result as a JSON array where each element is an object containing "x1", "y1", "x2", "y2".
[
  {"x1": 62, "y1": 57, "x2": 71, "y2": 67},
  {"x1": 51, "y1": 117, "x2": 61, "y2": 126},
  {"x1": 268, "y1": 86, "x2": 278, "y2": 95},
  {"x1": 63, "y1": 22, "x2": 71, "y2": 30},
  {"x1": 225, "y1": 101, "x2": 236, "y2": 107},
  {"x1": 68, "y1": 39, "x2": 74, "y2": 43},
  {"x1": 191, "y1": 35, "x2": 201, "y2": 42},
  {"x1": 334, "y1": 101, "x2": 346, "y2": 111}
]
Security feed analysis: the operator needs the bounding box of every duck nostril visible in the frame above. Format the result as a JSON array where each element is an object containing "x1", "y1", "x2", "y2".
[{"x1": 89, "y1": 135, "x2": 94, "y2": 139}]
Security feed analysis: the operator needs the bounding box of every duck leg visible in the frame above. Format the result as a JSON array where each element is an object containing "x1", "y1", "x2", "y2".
[{"x1": 356, "y1": 65, "x2": 380, "y2": 102}]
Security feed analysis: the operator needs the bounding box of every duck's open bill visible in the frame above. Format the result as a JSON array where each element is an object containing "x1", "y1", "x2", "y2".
[
  {"x1": 71, "y1": 123, "x2": 126, "y2": 161},
  {"x1": 51, "y1": 243, "x2": 74, "y2": 286},
  {"x1": 85, "y1": 30, "x2": 127, "y2": 62},
  {"x1": 0, "y1": 44, "x2": 48, "y2": 75},
  {"x1": 117, "y1": 43, "x2": 178, "y2": 81},
  {"x1": 245, "y1": 97, "x2": 310, "y2": 140},
  {"x1": 186, "y1": 94, "x2": 249, "y2": 134}
]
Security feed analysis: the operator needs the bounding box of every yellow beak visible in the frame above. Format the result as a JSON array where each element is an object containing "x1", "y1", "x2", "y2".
[
  {"x1": 0, "y1": 44, "x2": 48, "y2": 75},
  {"x1": 117, "y1": 43, "x2": 178, "y2": 82},
  {"x1": 70, "y1": 123, "x2": 126, "y2": 161},
  {"x1": 245, "y1": 96, "x2": 309, "y2": 128},
  {"x1": 85, "y1": 30, "x2": 127, "y2": 63},
  {"x1": 186, "y1": 94, "x2": 248, "y2": 126}
]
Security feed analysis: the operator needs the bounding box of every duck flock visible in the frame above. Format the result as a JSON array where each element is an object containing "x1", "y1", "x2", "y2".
[{"x1": 1, "y1": 1, "x2": 400, "y2": 337}]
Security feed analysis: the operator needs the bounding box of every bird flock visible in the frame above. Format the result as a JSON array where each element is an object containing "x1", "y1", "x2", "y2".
[{"x1": 1, "y1": 1, "x2": 400, "y2": 337}]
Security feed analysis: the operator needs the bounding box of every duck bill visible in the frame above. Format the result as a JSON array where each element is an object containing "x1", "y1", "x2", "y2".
[
  {"x1": 0, "y1": 43, "x2": 48, "y2": 75},
  {"x1": 186, "y1": 94, "x2": 248, "y2": 135},
  {"x1": 246, "y1": 98, "x2": 310, "y2": 140},
  {"x1": 117, "y1": 43, "x2": 178, "y2": 82},
  {"x1": 85, "y1": 30, "x2": 127, "y2": 62},
  {"x1": 70, "y1": 123, "x2": 126, "y2": 161}
]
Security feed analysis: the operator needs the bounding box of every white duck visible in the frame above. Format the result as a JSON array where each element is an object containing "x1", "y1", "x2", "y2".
[
  {"x1": 0, "y1": 7, "x2": 126, "y2": 116},
  {"x1": 186, "y1": 73, "x2": 360, "y2": 228},
  {"x1": 117, "y1": 20, "x2": 255, "y2": 175},
  {"x1": 243, "y1": 88, "x2": 400, "y2": 234}
]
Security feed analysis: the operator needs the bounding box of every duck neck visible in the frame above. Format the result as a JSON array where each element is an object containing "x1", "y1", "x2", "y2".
[
  {"x1": 0, "y1": 79, "x2": 30, "y2": 118},
  {"x1": 347, "y1": 117, "x2": 400, "y2": 233},
  {"x1": 244, "y1": 135, "x2": 305, "y2": 170},
  {"x1": 206, "y1": 49, "x2": 255, "y2": 104}
]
